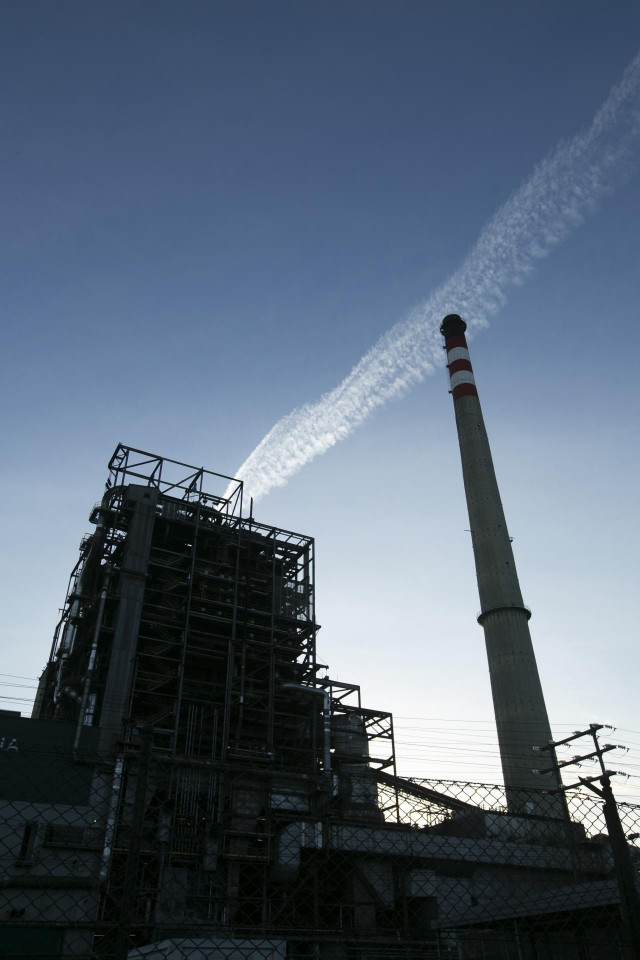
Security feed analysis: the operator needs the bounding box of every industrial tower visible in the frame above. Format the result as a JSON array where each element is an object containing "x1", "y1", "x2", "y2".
[
  {"x1": 33, "y1": 445, "x2": 396, "y2": 778},
  {"x1": 440, "y1": 314, "x2": 557, "y2": 806}
]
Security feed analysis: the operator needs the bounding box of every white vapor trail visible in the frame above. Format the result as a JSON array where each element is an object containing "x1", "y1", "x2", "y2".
[{"x1": 229, "y1": 51, "x2": 640, "y2": 504}]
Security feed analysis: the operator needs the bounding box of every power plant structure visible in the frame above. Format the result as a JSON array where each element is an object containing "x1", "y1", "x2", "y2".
[
  {"x1": 1, "y1": 345, "x2": 639, "y2": 958},
  {"x1": 439, "y1": 314, "x2": 559, "y2": 809}
]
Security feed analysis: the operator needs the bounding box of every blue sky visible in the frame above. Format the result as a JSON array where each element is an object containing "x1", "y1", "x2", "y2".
[{"x1": 2, "y1": 2, "x2": 639, "y2": 793}]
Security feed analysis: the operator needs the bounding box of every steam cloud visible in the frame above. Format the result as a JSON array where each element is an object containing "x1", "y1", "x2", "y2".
[{"x1": 229, "y1": 51, "x2": 640, "y2": 504}]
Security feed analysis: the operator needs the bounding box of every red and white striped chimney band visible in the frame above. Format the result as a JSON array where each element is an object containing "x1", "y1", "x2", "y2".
[
  {"x1": 445, "y1": 335, "x2": 478, "y2": 400},
  {"x1": 446, "y1": 346, "x2": 470, "y2": 364}
]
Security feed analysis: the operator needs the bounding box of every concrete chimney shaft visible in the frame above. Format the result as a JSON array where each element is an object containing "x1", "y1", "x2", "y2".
[{"x1": 440, "y1": 314, "x2": 557, "y2": 804}]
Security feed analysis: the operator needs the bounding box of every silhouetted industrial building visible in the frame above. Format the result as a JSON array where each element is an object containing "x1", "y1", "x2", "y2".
[{"x1": 1, "y1": 439, "x2": 637, "y2": 958}]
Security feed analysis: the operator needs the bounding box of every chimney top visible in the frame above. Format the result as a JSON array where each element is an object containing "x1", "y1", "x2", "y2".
[{"x1": 440, "y1": 314, "x2": 467, "y2": 338}]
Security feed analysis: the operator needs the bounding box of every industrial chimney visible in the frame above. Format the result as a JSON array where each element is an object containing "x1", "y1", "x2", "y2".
[{"x1": 440, "y1": 314, "x2": 558, "y2": 809}]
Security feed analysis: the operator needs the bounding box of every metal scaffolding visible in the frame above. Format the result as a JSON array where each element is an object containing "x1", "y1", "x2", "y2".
[{"x1": 36, "y1": 445, "x2": 323, "y2": 770}]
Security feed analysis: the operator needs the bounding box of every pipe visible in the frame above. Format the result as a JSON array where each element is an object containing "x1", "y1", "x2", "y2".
[
  {"x1": 98, "y1": 757, "x2": 124, "y2": 883},
  {"x1": 281, "y1": 682, "x2": 331, "y2": 774},
  {"x1": 73, "y1": 570, "x2": 110, "y2": 753},
  {"x1": 52, "y1": 498, "x2": 110, "y2": 710},
  {"x1": 276, "y1": 818, "x2": 605, "y2": 880}
]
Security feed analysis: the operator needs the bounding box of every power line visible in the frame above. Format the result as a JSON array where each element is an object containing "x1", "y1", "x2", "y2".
[{"x1": 0, "y1": 673, "x2": 38, "y2": 681}]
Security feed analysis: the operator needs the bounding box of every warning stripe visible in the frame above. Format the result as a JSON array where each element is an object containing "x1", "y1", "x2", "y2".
[
  {"x1": 449, "y1": 369, "x2": 476, "y2": 390},
  {"x1": 444, "y1": 329, "x2": 478, "y2": 400},
  {"x1": 452, "y1": 382, "x2": 479, "y2": 400},
  {"x1": 448, "y1": 358, "x2": 473, "y2": 376},
  {"x1": 446, "y1": 346, "x2": 470, "y2": 364},
  {"x1": 444, "y1": 334, "x2": 467, "y2": 351}
]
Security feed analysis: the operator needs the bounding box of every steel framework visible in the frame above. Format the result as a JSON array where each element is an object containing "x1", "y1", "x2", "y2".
[{"x1": 35, "y1": 445, "x2": 328, "y2": 767}]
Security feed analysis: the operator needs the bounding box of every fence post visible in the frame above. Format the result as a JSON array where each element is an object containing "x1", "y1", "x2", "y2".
[{"x1": 598, "y1": 774, "x2": 640, "y2": 958}]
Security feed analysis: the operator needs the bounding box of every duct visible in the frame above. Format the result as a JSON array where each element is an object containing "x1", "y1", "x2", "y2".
[
  {"x1": 276, "y1": 820, "x2": 324, "y2": 880},
  {"x1": 275, "y1": 819, "x2": 606, "y2": 881},
  {"x1": 50, "y1": 624, "x2": 76, "y2": 711},
  {"x1": 98, "y1": 484, "x2": 159, "y2": 755},
  {"x1": 73, "y1": 569, "x2": 110, "y2": 752},
  {"x1": 281, "y1": 682, "x2": 330, "y2": 773},
  {"x1": 405, "y1": 869, "x2": 621, "y2": 929},
  {"x1": 127, "y1": 938, "x2": 287, "y2": 960},
  {"x1": 482, "y1": 811, "x2": 568, "y2": 844},
  {"x1": 332, "y1": 713, "x2": 380, "y2": 817},
  {"x1": 52, "y1": 618, "x2": 78, "y2": 704},
  {"x1": 58, "y1": 616, "x2": 77, "y2": 656},
  {"x1": 270, "y1": 776, "x2": 310, "y2": 813},
  {"x1": 51, "y1": 664, "x2": 66, "y2": 705},
  {"x1": 433, "y1": 876, "x2": 622, "y2": 929},
  {"x1": 374, "y1": 769, "x2": 479, "y2": 814},
  {"x1": 50, "y1": 495, "x2": 112, "y2": 712}
]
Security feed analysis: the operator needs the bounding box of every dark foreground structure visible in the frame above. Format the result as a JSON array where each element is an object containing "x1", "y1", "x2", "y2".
[{"x1": 1, "y1": 442, "x2": 639, "y2": 959}]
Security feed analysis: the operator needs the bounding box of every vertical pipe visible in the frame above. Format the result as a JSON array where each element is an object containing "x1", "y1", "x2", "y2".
[
  {"x1": 173, "y1": 497, "x2": 201, "y2": 755},
  {"x1": 99, "y1": 757, "x2": 124, "y2": 883},
  {"x1": 73, "y1": 572, "x2": 110, "y2": 752}
]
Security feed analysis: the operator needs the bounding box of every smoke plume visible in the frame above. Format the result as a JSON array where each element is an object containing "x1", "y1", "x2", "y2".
[{"x1": 229, "y1": 51, "x2": 640, "y2": 504}]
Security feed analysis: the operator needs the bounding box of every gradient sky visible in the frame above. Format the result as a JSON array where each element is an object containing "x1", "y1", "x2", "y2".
[{"x1": 2, "y1": 2, "x2": 639, "y2": 796}]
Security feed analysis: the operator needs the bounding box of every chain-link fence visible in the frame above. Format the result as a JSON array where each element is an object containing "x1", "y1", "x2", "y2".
[{"x1": 2, "y1": 741, "x2": 639, "y2": 959}]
